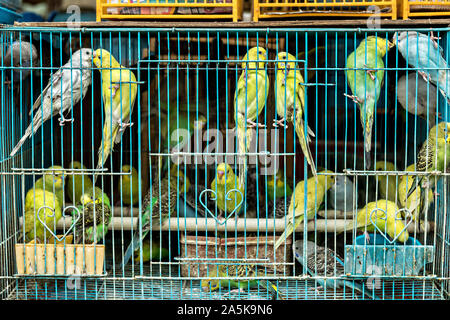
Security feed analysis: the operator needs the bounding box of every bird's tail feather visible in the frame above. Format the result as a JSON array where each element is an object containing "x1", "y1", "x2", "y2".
[
  {"x1": 296, "y1": 117, "x2": 316, "y2": 177},
  {"x1": 10, "y1": 112, "x2": 43, "y2": 157},
  {"x1": 407, "y1": 176, "x2": 422, "y2": 199},
  {"x1": 438, "y1": 69, "x2": 450, "y2": 103},
  {"x1": 274, "y1": 215, "x2": 304, "y2": 252},
  {"x1": 259, "y1": 280, "x2": 285, "y2": 300},
  {"x1": 119, "y1": 229, "x2": 150, "y2": 270},
  {"x1": 94, "y1": 124, "x2": 120, "y2": 183},
  {"x1": 237, "y1": 120, "x2": 252, "y2": 188},
  {"x1": 362, "y1": 113, "x2": 373, "y2": 170}
]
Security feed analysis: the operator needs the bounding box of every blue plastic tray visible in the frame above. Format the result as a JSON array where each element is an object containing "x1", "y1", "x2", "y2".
[{"x1": 344, "y1": 234, "x2": 434, "y2": 277}]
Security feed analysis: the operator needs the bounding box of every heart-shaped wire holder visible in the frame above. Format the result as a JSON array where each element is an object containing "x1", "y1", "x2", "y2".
[
  {"x1": 199, "y1": 188, "x2": 244, "y2": 225},
  {"x1": 369, "y1": 207, "x2": 413, "y2": 244},
  {"x1": 36, "y1": 205, "x2": 80, "y2": 242}
]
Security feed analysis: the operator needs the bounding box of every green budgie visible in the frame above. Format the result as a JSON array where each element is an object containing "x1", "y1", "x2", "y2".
[
  {"x1": 235, "y1": 47, "x2": 269, "y2": 185},
  {"x1": 345, "y1": 36, "x2": 394, "y2": 169},
  {"x1": 119, "y1": 165, "x2": 140, "y2": 206},
  {"x1": 34, "y1": 165, "x2": 65, "y2": 205},
  {"x1": 66, "y1": 161, "x2": 93, "y2": 204},
  {"x1": 374, "y1": 161, "x2": 398, "y2": 203},
  {"x1": 275, "y1": 52, "x2": 316, "y2": 176},
  {"x1": 134, "y1": 240, "x2": 170, "y2": 264},
  {"x1": 267, "y1": 170, "x2": 292, "y2": 201},
  {"x1": 73, "y1": 187, "x2": 112, "y2": 244}
]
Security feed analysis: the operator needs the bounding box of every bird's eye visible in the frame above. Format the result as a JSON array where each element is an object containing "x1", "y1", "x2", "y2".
[{"x1": 282, "y1": 55, "x2": 286, "y2": 59}]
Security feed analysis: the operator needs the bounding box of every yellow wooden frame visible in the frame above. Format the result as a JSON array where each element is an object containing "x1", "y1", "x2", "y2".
[
  {"x1": 253, "y1": 0, "x2": 397, "y2": 21},
  {"x1": 96, "y1": 0, "x2": 244, "y2": 22},
  {"x1": 402, "y1": 0, "x2": 450, "y2": 19}
]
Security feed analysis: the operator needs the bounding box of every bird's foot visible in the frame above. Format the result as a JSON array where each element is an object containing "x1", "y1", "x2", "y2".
[
  {"x1": 418, "y1": 71, "x2": 431, "y2": 83},
  {"x1": 430, "y1": 31, "x2": 441, "y2": 49},
  {"x1": 343, "y1": 93, "x2": 364, "y2": 105},
  {"x1": 224, "y1": 288, "x2": 245, "y2": 297},
  {"x1": 434, "y1": 192, "x2": 440, "y2": 197},
  {"x1": 272, "y1": 117, "x2": 287, "y2": 128},
  {"x1": 58, "y1": 115, "x2": 74, "y2": 126},
  {"x1": 438, "y1": 112, "x2": 443, "y2": 119},
  {"x1": 364, "y1": 231, "x2": 371, "y2": 244},
  {"x1": 110, "y1": 84, "x2": 120, "y2": 98},
  {"x1": 247, "y1": 119, "x2": 266, "y2": 128},
  {"x1": 364, "y1": 65, "x2": 376, "y2": 81},
  {"x1": 118, "y1": 121, "x2": 134, "y2": 132}
]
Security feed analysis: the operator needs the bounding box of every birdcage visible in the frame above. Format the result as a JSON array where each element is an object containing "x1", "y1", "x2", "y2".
[
  {"x1": 96, "y1": 0, "x2": 244, "y2": 22},
  {"x1": 402, "y1": 0, "x2": 450, "y2": 19},
  {"x1": 1, "y1": 25, "x2": 450, "y2": 301},
  {"x1": 252, "y1": 0, "x2": 397, "y2": 21}
]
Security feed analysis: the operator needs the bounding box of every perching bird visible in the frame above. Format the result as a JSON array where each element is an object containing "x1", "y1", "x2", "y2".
[
  {"x1": 294, "y1": 240, "x2": 378, "y2": 299},
  {"x1": 267, "y1": 170, "x2": 293, "y2": 202},
  {"x1": 134, "y1": 239, "x2": 170, "y2": 264},
  {"x1": 210, "y1": 163, "x2": 244, "y2": 221},
  {"x1": 235, "y1": 47, "x2": 269, "y2": 186},
  {"x1": 406, "y1": 122, "x2": 450, "y2": 199},
  {"x1": 119, "y1": 165, "x2": 140, "y2": 206},
  {"x1": 374, "y1": 161, "x2": 398, "y2": 203},
  {"x1": 66, "y1": 161, "x2": 93, "y2": 205},
  {"x1": 171, "y1": 163, "x2": 191, "y2": 194},
  {"x1": 24, "y1": 188, "x2": 62, "y2": 243},
  {"x1": 398, "y1": 164, "x2": 433, "y2": 229},
  {"x1": 120, "y1": 170, "x2": 185, "y2": 268},
  {"x1": 93, "y1": 49, "x2": 138, "y2": 178},
  {"x1": 9, "y1": 48, "x2": 93, "y2": 157},
  {"x1": 397, "y1": 73, "x2": 438, "y2": 129},
  {"x1": 73, "y1": 187, "x2": 112, "y2": 244},
  {"x1": 393, "y1": 31, "x2": 450, "y2": 103},
  {"x1": 3, "y1": 40, "x2": 38, "y2": 84},
  {"x1": 329, "y1": 175, "x2": 356, "y2": 212},
  {"x1": 345, "y1": 36, "x2": 394, "y2": 169},
  {"x1": 274, "y1": 52, "x2": 316, "y2": 176},
  {"x1": 274, "y1": 170, "x2": 335, "y2": 251},
  {"x1": 201, "y1": 264, "x2": 285, "y2": 300},
  {"x1": 345, "y1": 200, "x2": 409, "y2": 243},
  {"x1": 34, "y1": 165, "x2": 65, "y2": 205}
]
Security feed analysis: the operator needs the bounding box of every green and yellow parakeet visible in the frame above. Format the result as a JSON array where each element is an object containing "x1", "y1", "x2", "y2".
[
  {"x1": 235, "y1": 47, "x2": 269, "y2": 185},
  {"x1": 274, "y1": 170, "x2": 335, "y2": 251},
  {"x1": 267, "y1": 170, "x2": 292, "y2": 201},
  {"x1": 398, "y1": 164, "x2": 433, "y2": 228},
  {"x1": 406, "y1": 122, "x2": 450, "y2": 199},
  {"x1": 346, "y1": 200, "x2": 409, "y2": 243},
  {"x1": 375, "y1": 161, "x2": 398, "y2": 203},
  {"x1": 120, "y1": 169, "x2": 186, "y2": 268},
  {"x1": 134, "y1": 240, "x2": 170, "y2": 264},
  {"x1": 24, "y1": 188, "x2": 62, "y2": 243},
  {"x1": 93, "y1": 49, "x2": 138, "y2": 180},
  {"x1": 210, "y1": 163, "x2": 244, "y2": 221},
  {"x1": 171, "y1": 163, "x2": 190, "y2": 194},
  {"x1": 34, "y1": 165, "x2": 65, "y2": 205},
  {"x1": 345, "y1": 37, "x2": 394, "y2": 169},
  {"x1": 73, "y1": 187, "x2": 112, "y2": 244},
  {"x1": 201, "y1": 264, "x2": 285, "y2": 300},
  {"x1": 66, "y1": 161, "x2": 93, "y2": 204},
  {"x1": 119, "y1": 165, "x2": 140, "y2": 206},
  {"x1": 274, "y1": 52, "x2": 316, "y2": 176}
]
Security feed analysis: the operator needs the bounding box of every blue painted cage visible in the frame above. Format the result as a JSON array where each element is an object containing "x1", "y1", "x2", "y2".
[{"x1": 0, "y1": 25, "x2": 449, "y2": 300}]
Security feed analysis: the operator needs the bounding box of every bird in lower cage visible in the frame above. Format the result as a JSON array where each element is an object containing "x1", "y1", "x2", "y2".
[
  {"x1": 24, "y1": 188, "x2": 62, "y2": 243},
  {"x1": 274, "y1": 52, "x2": 316, "y2": 176},
  {"x1": 92, "y1": 49, "x2": 138, "y2": 181},
  {"x1": 119, "y1": 168, "x2": 186, "y2": 268},
  {"x1": 119, "y1": 165, "x2": 140, "y2": 206},
  {"x1": 210, "y1": 163, "x2": 244, "y2": 221},
  {"x1": 267, "y1": 170, "x2": 293, "y2": 202},
  {"x1": 274, "y1": 170, "x2": 335, "y2": 251},
  {"x1": 293, "y1": 240, "x2": 378, "y2": 299},
  {"x1": 9, "y1": 48, "x2": 93, "y2": 157},
  {"x1": 345, "y1": 200, "x2": 409, "y2": 243},
  {"x1": 345, "y1": 36, "x2": 394, "y2": 169},
  {"x1": 374, "y1": 161, "x2": 398, "y2": 203},
  {"x1": 66, "y1": 161, "x2": 93, "y2": 205},
  {"x1": 235, "y1": 47, "x2": 269, "y2": 186},
  {"x1": 397, "y1": 73, "x2": 439, "y2": 129},
  {"x1": 406, "y1": 122, "x2": 450, "y2": 200},
  {"x1": 3, "y1": 40, "x2": 38, "y2": 85},
  {"x1": 34, "y1": 165, "x2": 65, "y2": 205},
  {"x1": 134, "y1": 239, "x2": 170, "y2": 264},
  {"x1": 201, "y1": 264, "x2": 285, "y2": 300},
  {"x1": 73, "y1": 187, "x2": 112, "y2": 244},
  {"x1": 329, "y1": 175, "x2": 356, "y2": 212},
  {"x1": 393, "y1": 31, "x2": 450, "y2": 103},
  {"x1": 398, "y1": 164, "x2": 433, "y2": 231}
]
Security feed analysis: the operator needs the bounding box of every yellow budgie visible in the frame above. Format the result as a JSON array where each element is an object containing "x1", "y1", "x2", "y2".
[
  {"x1": 275, "y1": 52, "x2": 316, "y2": 176},
  {"x1": 234, "y1": 47, "x2": 269, "y2": 186},
  {"x1": 93, "y1": 49, "x2": 138, "y2": 181},
  {"x1": 274, "y1": 170, "x2": 335, "y2": 251},
  {"x1": 374, "y1": 161, "x2": 398, "y2": 203}
]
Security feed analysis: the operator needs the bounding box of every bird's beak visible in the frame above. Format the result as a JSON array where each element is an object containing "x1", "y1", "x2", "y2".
[
  {"x1": 388, "y1": 40, "x2": 395, "y2": 50},
  {"x1": 217, "y1": 170, "x2": 224, "y2": 180},
  {"x1": 202, "y1": 283, "x2": 210, "y2": 292},
  {"x1": 93, "y1": 51, "x2": 97, "y2": 58},
  {"x1": 391, "y1": 33, "x2": 398, "y2": 47},
  {"x1": 446, "y1": 136, "x2": 450, "y2": 144}
]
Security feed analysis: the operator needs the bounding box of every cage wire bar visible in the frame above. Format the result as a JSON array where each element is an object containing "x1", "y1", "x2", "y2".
[{"x1": 0, "y1": 26, "x2": 449, "y2": 300}]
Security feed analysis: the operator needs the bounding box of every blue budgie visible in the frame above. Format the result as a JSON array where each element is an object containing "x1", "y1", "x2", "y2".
[
  {"x1": 329, "y1": 175, "x2": 356, "y2": 212},
  {"x1": 294, "y1": 240, "x2": 379, "y2": 299},
  {"x1": 393, "y1": 31, "x2": 450, "y2": 103}
]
